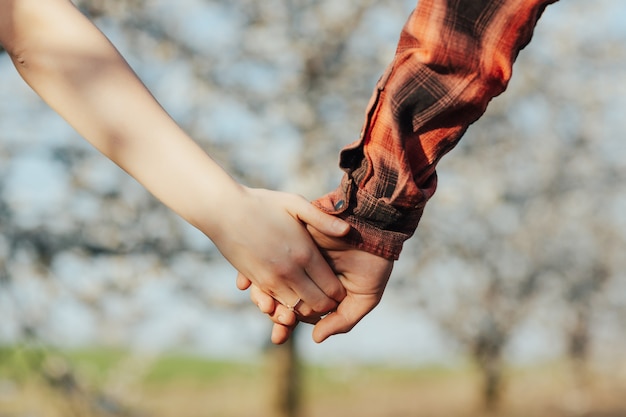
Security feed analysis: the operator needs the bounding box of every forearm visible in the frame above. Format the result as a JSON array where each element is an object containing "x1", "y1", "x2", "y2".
[
  {"x1": 1, "y1": 0, "x2": 239, "y2": 234},
  {"x1": 2, "y1": 0, "x2": 352, "y2": 317},
  {"x1": 316, "y1": 0, "x2": 558, "y2": 260}
]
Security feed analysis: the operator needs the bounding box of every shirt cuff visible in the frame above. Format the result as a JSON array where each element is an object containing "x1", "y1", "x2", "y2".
[{"x1": 313, "y1": 174, "x2": 425, "y2": 261}]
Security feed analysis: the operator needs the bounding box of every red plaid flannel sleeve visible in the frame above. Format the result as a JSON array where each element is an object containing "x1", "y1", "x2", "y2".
[{"x1": 314, "y1": 0, "x2": 558, "y2": 260}]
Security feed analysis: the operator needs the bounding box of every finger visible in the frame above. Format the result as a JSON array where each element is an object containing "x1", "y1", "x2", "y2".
[
  {"x1": 250, "y1": 285, "x2": 276, "y2": 315},
  {"x1": 311, "y1": 295, "x2": 379, "y2": 343},
  {"x1": 241, "y1": 259, "x2": 335, "y2": 318},
  {"x1": 236, "y1": 273, "x2": 252, "y2": 290},
  {"x1": 281, "y1": 291, "x2": 326, "y2": 320},
  {"x1": 276, "y1": 301, "x2": 323, "y2": 325},
  {"x1": 290, "y1": 197, "x2": 350, "y2": 237},
  {"x1": 280, "y1": 196, "x2": 348, "y2": 310},
  {"x1": 271, "y1": 322, "x2": 297, "y2": 345},
  {"x1": 250, "y1": 286, "x2": 298, "y2": 326},
  {"x1": 306, "y1": 224, "x2": 352, "y2": 251},
  {"x1": 281, "y1": 266, "x2": 340, "y2": 316},
  {"x1": 304, "y1": 249, "x2": 346, "y2": 304}
]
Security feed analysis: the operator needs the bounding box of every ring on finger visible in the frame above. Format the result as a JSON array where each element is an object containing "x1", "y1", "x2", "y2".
[{"x1": 285, "y1": 298, "x2": 303, "y2": 314}]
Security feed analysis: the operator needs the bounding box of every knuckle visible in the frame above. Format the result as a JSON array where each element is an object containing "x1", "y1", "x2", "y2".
[
  {"x1": 269, "y1": 261, "x2": 296, "y2": 279},
  {"x1": 328, "y1": 286, "x2": 346, "y2": 302},
  {"x1": 336, "y1": 320, "x2": 356, "y2": 335},
  {"x1": 291, "y1": 247, "x2": 314, "y2": 265},
  {"x1": 311, "y1": 298, "x2": 337, "y2": 315}
]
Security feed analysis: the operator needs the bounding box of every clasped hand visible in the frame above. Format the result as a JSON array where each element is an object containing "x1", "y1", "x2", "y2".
[{"x1": 234, "y1": 194, "x2": 394, "y2": 344}]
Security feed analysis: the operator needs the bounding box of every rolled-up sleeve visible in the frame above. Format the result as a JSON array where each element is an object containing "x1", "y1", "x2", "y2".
[{"x1": 314, "y1": 0, "x2": 559, "y2": 260}]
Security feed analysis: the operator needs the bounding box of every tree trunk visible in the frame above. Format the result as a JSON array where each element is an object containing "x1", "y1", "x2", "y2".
[
  {"x1": 473, "y1": 335, "x2": 505, "y2": 413},
  {"x1": 568, "y1": 307, "x2": 591, "y2": 391},
  {"x1": 481, "y1": 358, "x2": 503, "y2": 412},
  {"x1": 266, "y1": 334, "x2": 301, "y2": 417}
]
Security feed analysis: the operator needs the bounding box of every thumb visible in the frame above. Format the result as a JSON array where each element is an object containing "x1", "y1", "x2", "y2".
[
  {"x1": 312, "y1": 296, "x2": 375, "y2": 343},
  {"x1": 236, "y1": 272, "x2": 252, "y2": 290},
  {"x1": 292, "y1": 199, "x2": 350, "y2": 237},
  {"x1": 312, "y1": 313, "x2": 352, "y2": 343}
]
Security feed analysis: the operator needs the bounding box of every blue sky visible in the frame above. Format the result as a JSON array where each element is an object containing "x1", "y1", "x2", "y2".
[{"x1": 1, "y1": 0, "x2": 625, "y2": 365}]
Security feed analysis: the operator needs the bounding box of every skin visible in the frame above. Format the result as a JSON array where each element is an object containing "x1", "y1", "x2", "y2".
[
  {"x1": 0, "y1": 0, "x2": 349, "y2": 314},
  {"x1": 238, "y1": 226, "x2": 394, "y2": 344}
]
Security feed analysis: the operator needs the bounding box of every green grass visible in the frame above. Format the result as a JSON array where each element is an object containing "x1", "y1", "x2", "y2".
[
  {"x1": 2, "y1": 346, "x2": 626, "y2": 417},
  {"x1": 142, "y1": 354, "x2": 262, "y2": 384},
  {"x1": 0, "y1": 344, "x2": 49, "y2": 381},
  {"x1": 0, "y1": 345, "x2": 264, "y2": 385},
  {"x1": 0, "y1": 345, "x2": 465, "y2": 385},
  {"x1": 64, "y1": 347, "x2": 127, "y2": 377}
]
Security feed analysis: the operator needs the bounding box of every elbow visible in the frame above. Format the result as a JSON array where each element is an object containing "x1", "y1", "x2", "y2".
[
  {"x1": 3, "y1": 29, "x2": 52, "y2": 79},
  {"x1": 12, "y1": 48, "x2": 28, "y2": 69},
  {"x1": 0, "y1": 30, "x2": 31, "y2": 71},
  {"x1": 6, "y1": 42, "x2": 33, "y2": 74},
  {"x1": 0, "y1": 0, "x2": 48, "y2": 72}
]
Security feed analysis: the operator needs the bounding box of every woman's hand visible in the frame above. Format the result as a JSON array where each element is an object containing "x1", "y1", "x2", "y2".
[{"x1": 211, "y1": 187, "x2": 350, "y2": 317}]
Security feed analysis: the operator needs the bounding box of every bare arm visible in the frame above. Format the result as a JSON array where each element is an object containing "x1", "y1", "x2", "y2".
[
  {"x1": 0, "y1": 0, "x2": 348, "y2": 312},
  {"x1": 1, "y1": 0, "x2": 233, "y2": 226}
]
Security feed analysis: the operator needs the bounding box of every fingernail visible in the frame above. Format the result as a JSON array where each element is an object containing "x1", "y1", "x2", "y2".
[
  {"x1": 278, "y1": 314, "x2": 287, "y2": 324},
  {"x1": 333, "y1": 219, "x2": 349, "y2": 233}
]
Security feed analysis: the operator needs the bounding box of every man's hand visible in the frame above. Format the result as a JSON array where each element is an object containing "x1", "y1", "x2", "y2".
[{"x1": 237, "y1": 224, "x2": 394, "y2": 344}]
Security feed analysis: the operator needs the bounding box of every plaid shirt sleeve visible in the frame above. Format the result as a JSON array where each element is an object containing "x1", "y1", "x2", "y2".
[{"x1": 314, "y1": 0, "x2": 559, "y2": 260}]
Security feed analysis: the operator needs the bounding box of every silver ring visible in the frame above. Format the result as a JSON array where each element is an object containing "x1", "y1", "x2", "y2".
[{"x1": 286, "y1": 298, "x2": 302, "y2": 313}]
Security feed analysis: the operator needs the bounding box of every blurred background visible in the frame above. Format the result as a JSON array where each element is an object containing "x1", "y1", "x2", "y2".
[{"x1": 1, "y1": 0, "x2": 626, "y2": 416}]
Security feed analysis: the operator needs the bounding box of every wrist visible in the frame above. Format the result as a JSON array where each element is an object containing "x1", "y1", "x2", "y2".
[
  {"x1": 313, "y1": 178, "x2": 425, "y2": 261},
  {"x1": 188, "y1": 177, "x2": 248, "y2": 242}
]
